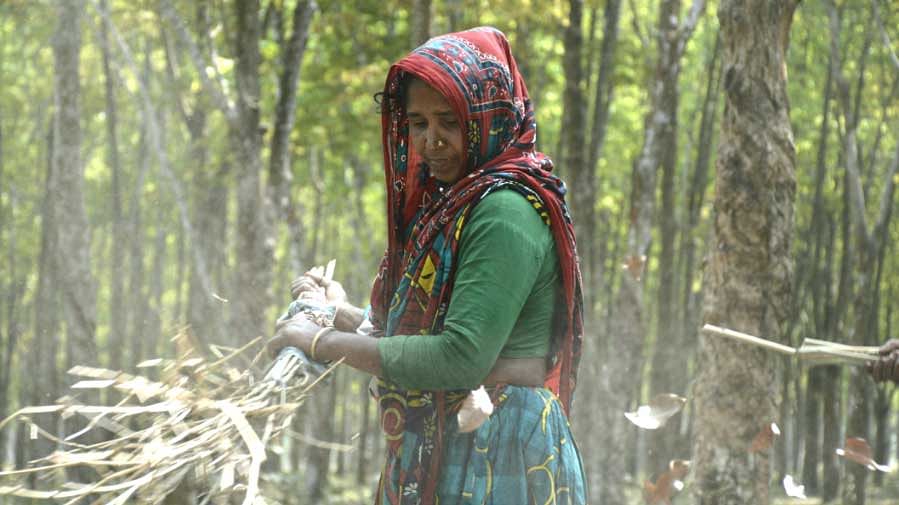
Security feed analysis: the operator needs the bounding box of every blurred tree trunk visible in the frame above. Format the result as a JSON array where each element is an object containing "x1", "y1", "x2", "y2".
[
  {"x1": 53, "y1": 0, "x2": 97, "y2": 367},
  {"x1": 305, "y1": 375, "x2": 338, "y2": 501},
  {"x1": 829, "y1": 1, "x2": 897, "y2": 502},
  {"x1": 53, "y1": 0, "x2": 99, "y2": 483},
  {"x1": 673, "y1": 32, "x2": 720, "y2": 473},
  {"x1": 595, "y1": 0, "x2": 704, "y2": 500},
  {"x1": 231, "y1": 0, "x2": 273, "y2": 344},
  {"x1": 356, "y1": 375, "x2": 372, "y2": 486},
  {"x1": 160, "y1": 2, "x2": 226, "y2": 344},
  {"x1": 584, "y1": 0, "x2": 620, "y2": 306},
  {"x1": 1, "y1": 171, "x2": 25, "y2": 463},
  {"x1": 645, "y1": 0, "x2": 705, "y2": 474},
  {"x1": 410, "y1": 0, "x2": 431, "y2": 48},
  {"x1": 445, "y1": 0, "x2": 462, "y2": 32},
  {"x1": 691, "y1": 2, "x2": 798, "y2": 505},
  {"x1": 269, "y1": 0, "x2": 316, "y2": 274},
  {"x1": 800, "y1": 48, "x2": 834, "y2": 496},
  {"x1": 127, "y1": 41, "x2": 151, "y2": 366},
  {"x1": 561, "y1": 0, "x2": 591, "y2": 310},
  {"x1": 99, "y1": 0, "x2": 126, "y2": 369}
]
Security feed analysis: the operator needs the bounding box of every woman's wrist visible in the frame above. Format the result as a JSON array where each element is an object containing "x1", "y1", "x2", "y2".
[{"x1": 333, "y1": 303, "x2": 365, "y2": 332}]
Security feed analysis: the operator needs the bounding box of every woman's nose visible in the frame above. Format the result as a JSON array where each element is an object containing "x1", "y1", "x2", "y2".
[{"x1": 426, "y1": 129, "x2": 445, "y2": 150}]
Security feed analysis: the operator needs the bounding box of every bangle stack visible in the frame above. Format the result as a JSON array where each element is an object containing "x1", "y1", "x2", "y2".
[{"x1": 310, "y1": 326, "x2": 335, "y2": 361}]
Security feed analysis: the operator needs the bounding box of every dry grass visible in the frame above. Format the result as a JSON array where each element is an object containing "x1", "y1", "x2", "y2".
[{"x1": 0, "y1": 331, "x2": 335, "y2": 504}]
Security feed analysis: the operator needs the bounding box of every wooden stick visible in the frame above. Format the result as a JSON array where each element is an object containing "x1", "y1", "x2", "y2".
[{"x1": 701, "y1": 324, "x2": 797, "y2": 355}]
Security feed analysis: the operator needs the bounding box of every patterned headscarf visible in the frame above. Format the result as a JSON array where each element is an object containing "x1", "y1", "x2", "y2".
[{"x1": 369, "y1": 27, "x2": 584, "y2": 504}]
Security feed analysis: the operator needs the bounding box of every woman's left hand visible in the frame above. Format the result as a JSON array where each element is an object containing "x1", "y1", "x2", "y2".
[{"x1": 268, "y1": 313, "x2": 322, "y2": 358}]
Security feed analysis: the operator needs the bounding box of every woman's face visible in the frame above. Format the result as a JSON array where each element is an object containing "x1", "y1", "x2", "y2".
[{"x1": 406, "y1": 78, "x2": 465, "y2": 184}]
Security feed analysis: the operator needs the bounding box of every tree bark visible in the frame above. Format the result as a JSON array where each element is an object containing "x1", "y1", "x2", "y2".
[
  {"x1": 584, "y1": 0, "x2": 621, "y2": 307},
  {"x1": 231, "y1": 0, "x2": 273, "y2": 344},
  {"x1": 561, "y1": 0, "x2": 591, "y2": 309},
  {"x1": 269, "y1": 0, "x2": 316, "y2": 273},
  {"x1": 99, "y1": 0, "x2": 126, "y2": 369},
  {"x1": 691, "y1": 1, "x2": 798, "y2": 504},
  {"x1": 53, "y1": 0, "x2": 97, "y2": 369},
  {"x1": 645, "y1": 0, "x2": 705, "y2": 474},
  {"x1": 829, "y1": 1, "x2": 899, "y2": 501},
  {"x1": 410, "y1": 0, "x2": 431, "y2": 48}
]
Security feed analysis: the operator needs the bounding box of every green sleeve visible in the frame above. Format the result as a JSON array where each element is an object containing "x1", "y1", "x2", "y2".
[{"x1": 377, "y1": 189, "x2": 551, "y2": 391}]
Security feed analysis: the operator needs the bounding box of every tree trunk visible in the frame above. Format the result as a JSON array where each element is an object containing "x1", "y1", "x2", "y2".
[
  {"x1": 53, "y1": 0, "x2": 97, "y2": 368},
  {"x1": 584, "y1": 0, "x2": 621, "y2": 306},
  {"x1": 691, "y1": 2, "x2": 798, "y2": 504},
  {"x1": 30, "y1": 120, "x2": 61, "y2": 462},
  {"x1": 645, "y1": 0, "x2": 698, "y2": 474},
  {"x1": 269, "y1": 0, "x2": 316, "y2": 273},
  {"x1": 561, "y1": 0, "x2": 595, "y2": 318},
  {"x1": 231, "y1": 0, "x2": 273, "y2": 344},
  {"x1": 410, "y1": 0, "x2": 431, "y2": 48},
  {"x1": 356, "y1": 375, "x2": 372, "y2": 486},
  {"x1": 829, "y1": 1, "x2": 898, "y2": 501},
  {"x1": 98, "y1": 0, "x2": 126, "y2": 370}
]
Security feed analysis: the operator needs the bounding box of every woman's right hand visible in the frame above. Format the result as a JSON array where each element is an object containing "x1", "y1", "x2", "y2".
[
  {"x1": 290, "y1": 274, "x2": 326, "y2": 301},
  {"x1": 291, "y1": 271, "x2": 347, "y2": 305}
]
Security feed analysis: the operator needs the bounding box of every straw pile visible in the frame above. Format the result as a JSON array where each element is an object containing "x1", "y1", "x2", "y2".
[{"x1": 0, "y1": 331, "x2": 336, "y2": 504}]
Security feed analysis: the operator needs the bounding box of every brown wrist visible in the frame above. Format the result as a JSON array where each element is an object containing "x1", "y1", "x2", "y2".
[{"x1": 334, "y1": 303, "x2": 364, "y2": 332}]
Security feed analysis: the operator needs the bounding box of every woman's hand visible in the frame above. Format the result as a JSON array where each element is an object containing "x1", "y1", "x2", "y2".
[
  {"x1": 867, "y1": 339, "x2": 899, "y2": 383},
  {"x1": 268, "y1": 313, "x2": 322, "y2": 358},
  {"x1": 290, "y1": 271, "x2": 347, "y2": 305}
]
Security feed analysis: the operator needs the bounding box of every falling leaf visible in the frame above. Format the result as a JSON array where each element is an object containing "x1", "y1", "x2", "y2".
[
  {"x1": 749, "y1": 422, "x2": 781, "y2": 452},
  {"x1": 836, "y1": 437, "x2": 891, "y2": 472},
  {"x1": 625, "y1": 393, "x2": 687, "y2": 430},
  {"x1": 782, "y1": 475, "x2": 807, "y2": 499},
  {"x1": 457, "y1": 386, "x2": 494, "y2": 433},
  {"x1": 643, "y1": 460, "x2": 690, "y2": 505},
  {"x1": 622, "y1": 254, "x2": 648, "y2": 281}
]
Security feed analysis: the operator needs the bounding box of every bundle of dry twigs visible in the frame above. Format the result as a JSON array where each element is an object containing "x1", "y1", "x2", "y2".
[
  {"x1": 0, "y1": 331, "x2": 337, "y2": 504},
  {"x1": 701, "y1": 324, "x2": 880, "y2": 366}
]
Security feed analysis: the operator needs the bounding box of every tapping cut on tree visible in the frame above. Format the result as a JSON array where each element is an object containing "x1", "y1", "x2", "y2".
[
  {"x1": 836, "y1": 437, "x2": 892, "y2": 472},
  {"x1": 624, "y1": 393, "x2": 687, "y2": 430}
]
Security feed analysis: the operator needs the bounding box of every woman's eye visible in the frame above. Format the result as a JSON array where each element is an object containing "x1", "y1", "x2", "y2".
[{"x1": 410, "y1": 121, "x2": 426, "y2": 130}]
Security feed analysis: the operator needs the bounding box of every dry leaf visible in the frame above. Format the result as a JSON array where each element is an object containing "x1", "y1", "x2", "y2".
[
  {"x1": 643, "y1": 460, "x2": 690, "y2": 505},
  {"x1": 622, "y1": 254, "x2": 648, "y2": 281},
  {"x1": 782, "y1": 474, "x2": 806, "y2": 499},
  {"x1": 457, "y1": 386, "x2": 494, "y2": 433},
  {"x1": 624, "y1": 393, "x2": 687, "y2": 430},
  {"x1": 749, "y1": 422, "x2": 781, "y2": 452},
  {"x1": 836, "y1": 437, "x2": 891, "y2": 472}
]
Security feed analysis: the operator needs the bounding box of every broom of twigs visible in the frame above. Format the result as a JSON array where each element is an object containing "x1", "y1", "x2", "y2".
[
  {"x1": 701, "y1": 324, "x2": 880, "y2": 365},
  {"x1": 0, "y1": 269, "x2": 341, "y2": 504}
]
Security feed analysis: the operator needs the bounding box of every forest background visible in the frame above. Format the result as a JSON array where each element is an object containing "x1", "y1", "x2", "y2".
[{"x1": 0, "y1": 0, "x2": 898, "y2": 503}]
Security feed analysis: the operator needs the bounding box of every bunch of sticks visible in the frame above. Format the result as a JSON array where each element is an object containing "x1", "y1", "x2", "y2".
[
  {"x1": 701, "y1": 324, "x2": 880, "y2": 365},
  {"x1": 0, "y1": 331, "x2": 337, "y2": 504}
]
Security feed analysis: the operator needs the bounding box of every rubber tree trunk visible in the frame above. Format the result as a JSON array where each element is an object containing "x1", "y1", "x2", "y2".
[
  {"x1": 691, "y1": 1, "x2": 798, "y2": 504},
  {"x1": 231, "y1": 0, "x2": 273, "y2": 345}
]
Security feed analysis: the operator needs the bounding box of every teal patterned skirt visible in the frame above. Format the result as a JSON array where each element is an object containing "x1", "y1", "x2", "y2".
[{"x1": 376, "y1": 385, "x2": 587, "y2": 504}]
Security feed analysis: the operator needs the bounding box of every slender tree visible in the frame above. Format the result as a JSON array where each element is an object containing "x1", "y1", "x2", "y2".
[
  {"x1": 691, "y1": 2, "x2": 798, "y2": 505},
  {"x1": 269, "y1": 0, "x2": 317, "y2": 274},
  {"x1": 53, "y1": 0, "x2": 98, "y2": 372},
  {"x1": 99, "y1": 0, "x2": 126, "y2": 368}
]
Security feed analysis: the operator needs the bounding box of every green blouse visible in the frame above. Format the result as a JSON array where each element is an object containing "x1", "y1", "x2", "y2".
[{"x1": 377, "y1": 188, "x2": 560, "y2": 391}]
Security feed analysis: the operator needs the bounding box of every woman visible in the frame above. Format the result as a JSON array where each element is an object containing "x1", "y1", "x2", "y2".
[{"x1": 269, "y1": 27, "x2": 587, "y2": 504}]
